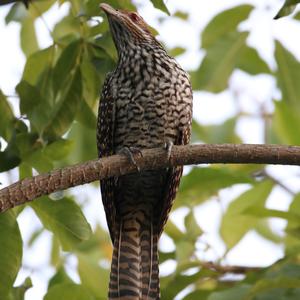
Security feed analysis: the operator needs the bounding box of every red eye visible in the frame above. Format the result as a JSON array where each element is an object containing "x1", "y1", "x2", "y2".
[{"x1": 129, "y1": 12, "x2": 140, "y2": 22}]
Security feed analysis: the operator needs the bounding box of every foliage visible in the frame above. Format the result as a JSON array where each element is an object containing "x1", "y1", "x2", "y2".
[
  {"x1": 275, "y1": 0, "x2": 300, "y2": 19},
  {"x1": 0, "y1": 0, "x2": 300, "y2": 299}
]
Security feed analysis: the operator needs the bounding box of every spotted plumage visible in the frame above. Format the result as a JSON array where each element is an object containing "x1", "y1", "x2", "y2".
[{"x1": 97, "y1": 4, "x2": 193, "y2": 299}]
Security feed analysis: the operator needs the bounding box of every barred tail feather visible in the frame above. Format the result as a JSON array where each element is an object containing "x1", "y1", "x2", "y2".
[
  {"x1": 141, "y1": 223, "x2": 159, "y2": 300},
  {"x1": 108, "y1": 211, "x2": 160, "y2": 300}
]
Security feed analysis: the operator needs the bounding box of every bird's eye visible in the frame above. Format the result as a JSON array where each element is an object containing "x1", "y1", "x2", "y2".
[{"x1": 129, "y1": 12, "x2": 140, "y2": 22}]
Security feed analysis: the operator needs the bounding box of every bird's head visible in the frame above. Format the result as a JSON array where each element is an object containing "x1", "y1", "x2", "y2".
[{"x1": 100, "y1": 3, "x2": 159, "y2": 54}]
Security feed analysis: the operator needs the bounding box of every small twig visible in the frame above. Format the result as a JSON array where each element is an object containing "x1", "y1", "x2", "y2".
[
  {"x1": 200, "y1": 261, "x2": 262, "y2": 274},
  {"x1": 263, "y1": 169, "x2": 295, "y2": 196},
  {"x1": 1, "y1": 143, "x2": 300, "y2": 213}
]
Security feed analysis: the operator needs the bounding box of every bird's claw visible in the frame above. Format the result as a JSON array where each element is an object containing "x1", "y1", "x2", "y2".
[
  {"x1": 164, "y1": 141, "x2": 173, "y2": 161},
  {"x1": 118, "y1": 147, "x2": 142, "y2": 171}
]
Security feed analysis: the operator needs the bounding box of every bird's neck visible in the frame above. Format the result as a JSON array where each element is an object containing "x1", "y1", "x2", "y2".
[{"x1": 117, "y1": 42, "x2": 168, "y2": 68}]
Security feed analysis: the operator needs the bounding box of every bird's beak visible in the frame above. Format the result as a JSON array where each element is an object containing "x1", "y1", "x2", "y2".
[{"x1": 100, "y1": 3, "x2": 118, "y2": 17}]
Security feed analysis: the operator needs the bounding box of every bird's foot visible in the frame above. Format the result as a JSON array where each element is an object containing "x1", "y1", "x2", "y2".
[
  {"x1": 118, "y1": 147, "x2": 142, "y2": 171},
  {"x1": 164, "y1": 141, "x2": 173, "y2": 161}
]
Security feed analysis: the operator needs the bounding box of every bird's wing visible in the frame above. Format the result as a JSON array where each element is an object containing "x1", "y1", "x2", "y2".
[
  {"x1": 157, "y1": 109, "x2": 192, "y2": 237},
  {"x1": 97, "y1": 74, "x2": 117, "y2": 242}
]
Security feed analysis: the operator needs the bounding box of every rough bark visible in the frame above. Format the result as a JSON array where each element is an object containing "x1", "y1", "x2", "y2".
[{"x1": 0, "y1": 143, "x2": 300, "y2": 213}]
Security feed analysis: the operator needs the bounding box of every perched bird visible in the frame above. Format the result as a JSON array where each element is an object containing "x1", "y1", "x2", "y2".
[{"x1": 97, "y1": 3, "x2": 193, "y2": 300}]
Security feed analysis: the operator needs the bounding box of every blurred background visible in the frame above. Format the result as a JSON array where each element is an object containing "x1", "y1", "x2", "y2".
[{"x1": 1, "y1": 0, "x2": 300, "y2": 299}]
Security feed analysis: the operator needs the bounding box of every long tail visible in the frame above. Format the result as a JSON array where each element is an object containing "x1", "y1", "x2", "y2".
[{"x1": 108, "y1": 211, "x2": 160, "y2": 300}]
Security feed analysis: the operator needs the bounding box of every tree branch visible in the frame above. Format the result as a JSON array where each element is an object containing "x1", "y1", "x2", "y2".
[{"x1": 1, "y1": 143, "x2": 300, "y2": 213}]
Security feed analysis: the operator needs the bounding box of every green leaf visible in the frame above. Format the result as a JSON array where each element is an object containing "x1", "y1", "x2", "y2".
[
  {"x1": 255, "y1": 219, "x2": 283, "y2": 244},
  {"x1": 236, "y1": 45, "x2": 270, "y2": 75},
  {"x1": 220, "y1": 180, "x2": 274, "y2": 249},
  {"x1": 43, "y1": 139, "x2": 73, "y2": 161},
  {"x1": 17, "y1": 80, "x2": 40, "y2": 113},
  {"x1": 76, "y1": 100, "x2": 97, "y2": 129},
  {"x1": 161, "y1": 270, "x2": 205, "y2": 300},
  {"x1": 183, "y1": 290, "x2": 212, "y2": 300},
  {"x1": 150, "y1": 0, "x2": 170, "y2": 15},
  {"x1": 0, "y1": 135, "x2": 21, "y2": 172},
  {"x1": 52, "y1": 40, "x2": 81, "y2": 94},
  {"x1": 192, "y1": 118, "x2": 241, "y2": 144},
  {"x1": 159, "y1": 250, "x2": 175, "y2": 264},
  {"x1": 66, "y1": 122, "x2": 97, "y2": 163},
  {"x1": 192, "y1": 31, "x2": 247, "y2": 92},
  {"x1": 93, "y1": 33, "x2": 118, "y2": 62},
  {"x1": 7, "y1": 0, "x2": 55, "y2": 22},
  {"x1": 0, "y1": 211, "x2": 22, "y2": 297},
  {"x1": 24, "y1": 148, "x2": 53, "y2": 173},
  {"x1": 27, "y1": 0, "x2": 56, "y2": 18},
  {"x1": 88, "y1": 21, "x2": 109, "y2": 39},
  {"x1": 287, "y1": 194, "x2": 300, "y2": 225},
  {"x1": 50, "y1": 236, "x2": 60, "y2": 267},
  {"x1": 0, "y1": 90, "x2": 14, "y2": 141},
  {"x1": 16, "y1": 80, "x2": 51, "y2": 132},
  {"x1": 5, "y1": 3, "x2": 27, "y2": 24},
  {"x1": 48, "y1": 267, "x2": 74, "y2": 289},
  {"x1": 75, "y1": 226, "x2": 111, "y2": 259},
  {"x1": 22, "y1": 46, "x2": 54, "y2": 86},
  {"x1": 168, "y1": 47, "x2": 186, "y2": 57},
  {"x1": 267, "y1": 262, "x2": 300, "y2": 279},
  {"x1": 20, "y1": 18, "x2": 39, "y2": 57},
  {"x1": 164, "y1": 219, "x2": 185, "y2": 241},
  {"x1": 44, "y1": 283, "x2": 94, "y2": 300},
  {"x1": 241, "y1": 263, "x2": 300, "y2": 299},
  {"x1": 193, "y1": 4, "x2": 269, "y2": 92},
  {"x1": 285, "y1": 194, "x2": 300, "y2": 251},
  {"x1": 275, "y1": 41, "x2": 300, "y2": 110},
  {"x1": 252, "y1": 287, "x2": 300, "y2": 300},
  {"x1": 193, "y1": 29, "x2": 270, "y2": 92},
  {"x1": 31, "y1": 197, "x2": 92, "y2": 251},
  {"x1": 274, "y1": 0, "x2": 300, "y2": 19},
  {"x1": 245, "y1": 207, "x2": 300, "y2": 223},
  {"x1": 14, "y1": 132, "x2": 38, "y2": 160},
  {"x1": 273, "y1": 101, "x2": 300, "y2": 145},
  {"x1": 176, "y1": 166, "x2": 254, "y2": 207},
  {"x1": 27, "y1": 227, "x2": 44, "y2": 247},
  {"x1": 294, "y1": 10, "x2": 300, "y2": 20},
  {"x1": 246, "y1": 277, "x2": 300, "y2": 300},
  {"x1": 37, "y1": 66, "x2": 55, "y2": 106},
  {"x1": 10, "y1": 277, "x2": 32, "y2": 300},
  {"x1": 176, "y1": 240, "x2": 194, "y2": 265},
  {"x1": 19, "y1": 163, "x2": 32, "y2": 183},
  {"x1": 80, "y1": 56, "x2": 101, "y2": 108},
  {"x1": 174, "y1": 11, "x2": 189, "y2": 20},
  {"x1": 52, "y1": 15, "x2": 81, "y2": 43},
  {"x1": 184, "y1": 210, "x2": 203, "y2": 241},
  {"x1": 202, "y1": 5, "x2": 253, "y2": 48},
  {"x1": 78, "y1": 255, "x2": 109, "y2": 299},
  {"x1": 208, "y1": 284, "x2": 251, "y2": 300},
  {"x1": 44, "y1": 68, "x2": 82, "y2": 139}
]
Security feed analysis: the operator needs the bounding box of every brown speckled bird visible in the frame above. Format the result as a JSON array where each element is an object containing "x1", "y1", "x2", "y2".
[{"x1": 97, "y1": 3, "x2": 193, "y2": 300}]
